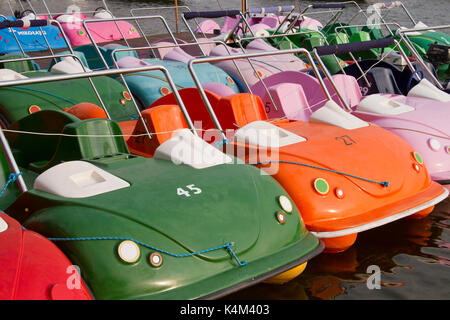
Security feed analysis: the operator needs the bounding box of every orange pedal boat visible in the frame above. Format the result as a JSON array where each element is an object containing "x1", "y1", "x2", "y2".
[{"x1": 66, "y1": 85, "x2": 448, "y2": 253}]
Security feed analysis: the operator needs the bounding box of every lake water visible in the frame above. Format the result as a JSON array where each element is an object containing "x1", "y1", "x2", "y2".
[{"x1": 1, "y1": 0, "x2": 449, "y2": 300}]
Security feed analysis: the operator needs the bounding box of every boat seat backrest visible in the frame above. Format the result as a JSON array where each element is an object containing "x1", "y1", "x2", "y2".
[
  {"x1": 30, "y1": 118, "x2": 129, "y2": 173},
  {"x1": 148, "y1": 88, "x2": 220, "y2": 132},
  {"x1": 6, "y1": 110, "x2": 79, "y2": 168},
  {"x1": 263, "y1": 82, "x2": 310, "y2": 121},
  {"x1": 216, "y1": 94, "x2": 268, "y2": 128},
  {"x1": 127, "y1": 105, "x2": 188, "y2": 156},
  {"x1": 0, "y1": 54, "x2": 38, "y2": 73},
  {"x1": 48, "y1": 50, "x2": 89, "y2": 70},
  {"x1": 74, "y1": 45, "x2": 109, "y2": 70},
  {"x1": 250, "y1": 71, "x2": 329, "y2": 114},
  {"x1": 366, "y1": 67, "x2": 402, "y2": 95},
  {"x1": 325, "y1": 74, "x2": 363, "y2": 108},
  {"x1": 74, "y1": 44, "x2": 138, "y2": 70},
  {"x1": 163, "y1": 47, "x2": 194, "y2": 64}
]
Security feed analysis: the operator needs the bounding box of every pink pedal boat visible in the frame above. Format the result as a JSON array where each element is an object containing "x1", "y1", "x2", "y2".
[
  {"x1": 251, "y1": 70, "x2": 450, "y2": 187},
  {"x1": 53, "y1": 11, "x2": 140, "y2": 47}
]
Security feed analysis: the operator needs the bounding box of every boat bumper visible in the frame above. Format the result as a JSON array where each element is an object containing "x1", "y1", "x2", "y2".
[
  {"x1": 431, "y1": 170, "x2": 450, "y2": 187},
  {"x1": 133, "y1": 233, "x2": 323, "y2": 300},
  {"x1": 310, "y1": 183, "x2": 449, "y2": 239}
]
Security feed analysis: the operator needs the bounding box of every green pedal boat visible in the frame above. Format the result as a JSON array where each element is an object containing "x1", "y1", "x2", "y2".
[{"x1": 0, "y1": 65, "x2": 323, "y2": 299}]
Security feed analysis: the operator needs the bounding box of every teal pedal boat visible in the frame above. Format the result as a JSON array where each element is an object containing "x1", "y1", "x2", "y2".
[{"x1": 0, "y1": 66, "x2": 323, "y2": 299}]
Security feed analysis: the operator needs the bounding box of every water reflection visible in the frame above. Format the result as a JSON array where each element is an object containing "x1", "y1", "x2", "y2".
[{"x1": 225, "y1": 198, "x2": 450, "y2": 300}]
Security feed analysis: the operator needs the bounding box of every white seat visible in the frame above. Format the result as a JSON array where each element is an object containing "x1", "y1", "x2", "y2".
[
  {"x1": 50, "y1": 57, "x2": 91, "y2": 74},
  {"x1": 0, "y1": 69, "x2": 28, "y2": 81}
]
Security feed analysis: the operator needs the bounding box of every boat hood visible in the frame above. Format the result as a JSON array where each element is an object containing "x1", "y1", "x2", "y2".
[
  {"x1": 356, "y1": 94, "x2": 450, "y2": 138},
  {"x1": 272, "y1": 121, "x2": 432, "y2": 198},
  {"x1": 12, "y1": 156, "x2": 303, "y2": 261}
]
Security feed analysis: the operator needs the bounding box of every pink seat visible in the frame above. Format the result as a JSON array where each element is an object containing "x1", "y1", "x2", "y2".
[
  {"x1": 195, "y1": 20, "x2": 221, "y2": 34},
  {"x1": 251, "y1": 71, "x2": 363, "y2": 117},
  {"x1": 163, "y1": 47, "x2": 195, "y2": 64},
  {"x1": 261, "y1": 16, "x2": 280, "y2": 29},
  {"x1": 221, "y1": 16, "x2": 240, "y2": 33},
  {"x1": 116, "y1": 56, "x2": 149, "y2": 68},
  {"x1": 324, "y1": 74, "x2": 362, "y2": 109},
  {"x1": 262, "y1": 82, "x2": 311, "y2": 121},
  {"x1": 202, "y1": 82, "x2": 236, "y2": 97}
]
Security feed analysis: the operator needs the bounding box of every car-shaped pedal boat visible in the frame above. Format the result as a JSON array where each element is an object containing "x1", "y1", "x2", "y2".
[
  {"x1": 236, "y1": 39, "x2": 450, "y2": 188},
  {"x1": 126, "y1": 81, "x2": 447, "y2": 253},
  {"x1": 0, "y1": 65, "x2": 323, "y2": 298},
  {"x1": 12, "y1": 3, "x2": 141, "y2": 48},
  {"x1": 2, "y1": 109, "x2": 322, "y2": 298},
  {"x1": 251, "y1": 69, "x2": 450, "y2": 187},
  {"x1": 0, "y1": 16, "x2": 68, "y2": 53},
  {"x1": 71, "y1": 44, "x2": 242, "y2": 108}
]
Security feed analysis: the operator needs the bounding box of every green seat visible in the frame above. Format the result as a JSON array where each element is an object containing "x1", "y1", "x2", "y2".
[
  {"x1": 6, "y1": 110, "x2": 130, "y2": 173},
  {"x1": 6, "y1": 110, "x2": 79, "y2": 168},
  {"x1": 0, "y1": 53, "x2": 39, "y2": 73}
]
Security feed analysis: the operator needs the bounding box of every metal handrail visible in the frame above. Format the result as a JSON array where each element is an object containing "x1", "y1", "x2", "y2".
[
  {"x1": 82, "y1": 15, "x2": 179, "y2": 70},
  {"x1": 0, "y1": 64, "x2": 200, "y2": 194},
  {"x1": 186, "y1": 48, "x2": 334, "y2": 139},
  {"x1": 396, "y1": 24, "x2": 450, "y2": 90},
  {"x1": 109, "y1": 39, "x2": 253, "y2": 94},
  {"x1": 333, "y1": 22, "x2": 443, "y2": 89}
]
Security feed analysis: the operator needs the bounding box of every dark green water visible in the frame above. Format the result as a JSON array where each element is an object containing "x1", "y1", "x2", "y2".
[{"x1": 1, "y1": 0, "x2": 449, "y2": 300}]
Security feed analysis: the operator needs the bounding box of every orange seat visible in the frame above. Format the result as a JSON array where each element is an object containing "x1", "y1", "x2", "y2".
[
  {"x1": 150, "y1": 88, "x2": 269, "y2": 131},
  {"x1": 64, "y1": 103, "x2": 108, "y2": 120},
  {"x1": 118, "y1": 120, "x2": 137, "y2": 142},
  {"x1": 216, "y1": 93, "x2": 268, "y2": 128},
  {"x1": 127, "y1": 104, "x2": 188, "y2": 157}
]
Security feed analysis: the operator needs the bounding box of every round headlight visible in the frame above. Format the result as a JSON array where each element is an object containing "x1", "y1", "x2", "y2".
[
  {"x1": 428, "y1": 138, "x2": 441, "y2": 151},
  {"x1": 0, "y1": 217, "x2": 7, "y2": 233},
  {"x1": 279, "y1": 195, "x2": 293, "y2": 213},
  {"x1": 118, "y1": 240, "x2": 140, "y2": 263}
]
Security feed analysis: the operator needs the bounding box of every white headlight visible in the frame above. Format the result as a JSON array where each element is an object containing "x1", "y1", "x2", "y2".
[
  {"x1": 0, "y1": 217, "x2": 8, "y2": 233},
  {"x1": 118, "y1": 240, "x2": 140, "y2": 263},
  {"x1": 279, "y1": 195, "x2": 293, "y2": 213},
  {"x1": 428, "y1": 138, "x2": 441, "y2": 151}
]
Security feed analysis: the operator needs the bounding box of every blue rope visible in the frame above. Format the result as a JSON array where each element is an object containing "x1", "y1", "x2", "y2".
[
  {"x1": 48, "y1": 236, "x2": 248, "y2": 266},
  {"x1": 0, "y1": 172, "x2": 22, "y2": 197},
  {"x1": 250, "y1": 160, "x2": 389, "y2": 187},
  {"x1": 214, "y1": 138, "x2": 232, "y2": 148},
  {"x1": 0, "y1": 175, "x2": 248, "y2": 266},
  {"x1": 10, "y1": 86, "x2": 77, "y2": 105}
]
